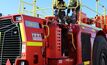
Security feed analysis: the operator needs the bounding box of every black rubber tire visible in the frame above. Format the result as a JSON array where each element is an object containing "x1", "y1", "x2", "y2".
[{"x1": 92, "y1": 36, "x2": 107, "y2": 65}]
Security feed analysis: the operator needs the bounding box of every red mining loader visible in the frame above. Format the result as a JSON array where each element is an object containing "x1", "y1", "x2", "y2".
[{"x1": 0, "y1": 0, "x2": 107, "y2": 65}]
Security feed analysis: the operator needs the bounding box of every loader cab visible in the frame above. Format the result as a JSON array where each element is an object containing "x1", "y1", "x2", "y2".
[
  {"x1": 15, "y1": 15, "x2": 45, "y2": 65},
  {"x1": 0, "y1": 14, "x2": 45, "y2": 65},
  {"x1": 0, "y1": 15, "x2": 22, "y2": 65}
]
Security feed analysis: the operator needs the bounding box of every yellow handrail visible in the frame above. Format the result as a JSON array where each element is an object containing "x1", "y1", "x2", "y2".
[
  {"x1": 81, "y1": 4, "x2": 106, "y2": 27},
  {"x1": 23, "y1": 1, "x2": 33, "y2": 6},
  {"x1": 19, "y1": 0, "x2": 50, "y2": 17},
  {"x1": 78, "y1": 0, "x2": 82, "y2": 24},
  {"x1": 18, "y1": 0, "x2": 37, "y2": 17},
  {"x1": 32, "y1": 0, "x2": 37, "y2": 17},
  {"x1": 96, "y1": 0, "x2": 99, "y2": 16},
  {"x1": 97, "y1": 2, "x2": 106, "y2": 25},
  {"x1": 79, "y1": 3, "x2": 101, "y2": 24},
  {"x1": 42, "y1": 25, "x2": 50, "y2": 39},
  {"x1": 82, "y1": 4, "x2": 101, "y2": 15},
  {"x1": 52, "y1": 0, "x2": 55, "y2": 15},
  {"x1": 71, "y1": 33, "x2": 76, "y2": 50},
  {"x1": 21, "y1": 0, "x2": 24, "y2": 14},
  {"x1": 103, "y1": 6, "x2": 106, "y2": 25},
  {"x1": 68, "y1": 33, "x2": 76, "y2": 50},
  {"x1": 100, "y1": 16, "x2": 103, "y2": 28},
  {"x1": 79, "y1": 0, "x2": 107, "y2": 26}
]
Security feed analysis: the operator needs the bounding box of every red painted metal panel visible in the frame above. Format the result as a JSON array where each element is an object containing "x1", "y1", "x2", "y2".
[
  {"x1": 46, "y1": 24, "x2": 62, "y2": 58},
  {"x1": 22, "y1": 15, "x2": 44, "y2": 42},
  {"x1": 48, "y1": 58, "x2": 74, "y2": 65},
  {"x1": 26, "y1": 46, "x2": 44, "y2": 65}
]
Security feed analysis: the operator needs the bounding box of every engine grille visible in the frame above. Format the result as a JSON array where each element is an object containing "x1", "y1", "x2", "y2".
[{"x1": 0, "y1": 19, "x2": 22, "y2": 65}]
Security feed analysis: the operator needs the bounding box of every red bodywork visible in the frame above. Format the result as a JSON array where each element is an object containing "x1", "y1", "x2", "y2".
[{"x1": 0, "y1": 14, "x2": 106, "y2": 65}]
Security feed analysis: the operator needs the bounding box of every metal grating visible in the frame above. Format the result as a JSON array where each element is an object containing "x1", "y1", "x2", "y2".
[{"x1": 0, "y1": 19, "x2": 22, "y2": 65}]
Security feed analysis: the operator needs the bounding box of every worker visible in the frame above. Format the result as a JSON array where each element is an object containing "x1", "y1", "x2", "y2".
[
  {"x1": 67, "y1": 0, "x2": 80, "y2": 13},
  {"x1": 67, "y1": 0, "x2": 80, "y2": 23},
  {"x1": 54, "y1": 9, "x2": 58, "y2": 16},
  {"x1": 71, "y1": 10, "x2": 77, "y2": 24},
  {"x1": 53, "y1": 0, "x2": 67, "y2": 24}
]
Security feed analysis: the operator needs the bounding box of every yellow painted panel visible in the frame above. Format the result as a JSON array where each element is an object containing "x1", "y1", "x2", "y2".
[
  {"x1": 19, "y1": 22, "x2": 26, "y2": 42},
  {"x1": 84, "y1": 61, "x2": 90, "y2": 65},
  {"x1": 27, "y1": 42, "x2": 43, "y2": 46}
]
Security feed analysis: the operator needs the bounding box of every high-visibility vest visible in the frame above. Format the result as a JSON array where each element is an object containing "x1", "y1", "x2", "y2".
[
  {"x1": 68, "y1": 0, "x2": 80, "y2": 7},
  {"x1": 56, "y1": 1, "x2": 66, "y2": 9}
]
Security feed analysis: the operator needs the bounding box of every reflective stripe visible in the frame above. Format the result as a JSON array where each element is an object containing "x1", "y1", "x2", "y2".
[
  {"x1": 84, "y1": 61, "x2": 90, "y2": 65},
  {"x1": 19, "y1": 23, "x2": 26, "y2": 42},
  {"x1": 27, "y1": 42, "x2": 43, "y2": 46}
]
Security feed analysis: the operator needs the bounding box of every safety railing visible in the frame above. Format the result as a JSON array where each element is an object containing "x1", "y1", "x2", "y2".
[
  {"x1": 19, "y1": 0, "x2": 51, "y2": 17},
  {"x1": 18, "y1": 0, "x2": 37, "y2": 16},
  {"x1": 98, "y1": 2, "x2": 107, "y2": 26},
  {"x1": 79, "y1": 0, "x2": 107, "y2": 28}
]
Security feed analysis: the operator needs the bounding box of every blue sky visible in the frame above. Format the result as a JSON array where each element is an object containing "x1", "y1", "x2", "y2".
[{"x1": 0, "y1": 0, "x2": 107, "y2": 18}]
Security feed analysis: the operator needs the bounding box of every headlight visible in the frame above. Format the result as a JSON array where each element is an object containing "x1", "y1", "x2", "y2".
[
  {"x1": 22, "y1": 44, "x2": 26, "y2": 53},
  {"x1": 13, "y1": 15, "x2": 22, "y2": 22},
  {"x1": 16, "y1": 16, "x2": 22, "y2": 21}
]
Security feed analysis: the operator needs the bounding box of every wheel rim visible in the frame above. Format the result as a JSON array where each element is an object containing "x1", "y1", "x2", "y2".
[{"x1": 99, "y1": 52, "x2": 107, "y2": 65}]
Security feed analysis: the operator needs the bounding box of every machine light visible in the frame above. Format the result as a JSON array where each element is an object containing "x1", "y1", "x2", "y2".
[
  {"x1": 13, "y1": 15, "x2": 22, "y2": 22},
  {"x1": 15, "y1": 16, "x2": 22, "y2": 21},
  {"x1": 22, "y1": 44, "x2": 26, "y2": 53}
]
